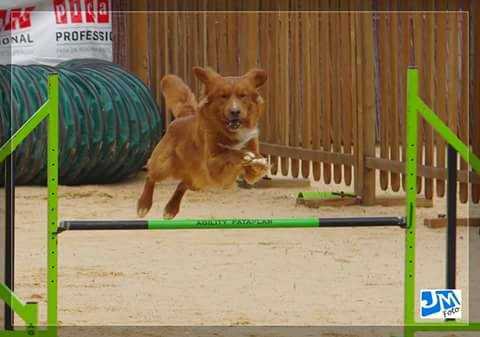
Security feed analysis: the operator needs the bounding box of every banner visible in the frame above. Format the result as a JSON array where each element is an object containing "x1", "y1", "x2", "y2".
[{"x1": 0, "y1": 0, "x2": 112, "y2": 65}]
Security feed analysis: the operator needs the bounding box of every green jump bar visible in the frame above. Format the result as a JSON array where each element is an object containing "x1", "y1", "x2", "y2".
[{"x1": 58, "y1": 217, "x2": 406, "y2": 233}]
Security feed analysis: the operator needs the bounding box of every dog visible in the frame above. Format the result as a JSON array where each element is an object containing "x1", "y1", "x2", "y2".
[{"x1": 137, "y1": 67, "x2": 269, "y2": 219}]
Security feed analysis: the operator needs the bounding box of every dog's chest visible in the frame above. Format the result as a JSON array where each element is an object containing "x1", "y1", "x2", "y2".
[{"x1": 220, "y1": 128, "x2": 258, "y2": 150}]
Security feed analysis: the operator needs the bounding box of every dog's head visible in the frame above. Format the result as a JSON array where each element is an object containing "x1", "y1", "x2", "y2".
[{"x1": 193, "y1": 67, "x2": 267, "y2": 137}]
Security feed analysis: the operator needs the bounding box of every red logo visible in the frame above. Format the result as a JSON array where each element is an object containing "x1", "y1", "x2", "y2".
[
  {"x1": 0, "y1": 7, "x2": 35, "y2": 32},
  {"x1": 54, "y1": 0, "x2": 110, "y2": 25}
]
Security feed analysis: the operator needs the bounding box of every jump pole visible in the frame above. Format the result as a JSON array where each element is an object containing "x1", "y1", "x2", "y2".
[{"x1": 58, "y1": 217, "x2": 406, "y2": 233}]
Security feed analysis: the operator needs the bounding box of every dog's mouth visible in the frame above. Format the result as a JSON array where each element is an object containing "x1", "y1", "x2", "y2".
[{"x1": 226, "y1": 118, "x2": 242, "y2": 131}]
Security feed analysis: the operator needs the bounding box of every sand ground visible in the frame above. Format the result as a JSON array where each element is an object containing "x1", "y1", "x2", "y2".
[{"x1": 9, "y1": 171, "x2": 480, "y2": 336}]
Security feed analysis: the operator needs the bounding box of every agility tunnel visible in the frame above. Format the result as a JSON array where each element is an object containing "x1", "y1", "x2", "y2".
[{"x1": 0, "y1": 59, "x2": 163, "y2": 185}]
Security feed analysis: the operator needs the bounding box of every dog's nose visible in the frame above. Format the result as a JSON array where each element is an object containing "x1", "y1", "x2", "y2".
[{"x1": 229, "y1": 108, "x2": 241, "y2": 117}]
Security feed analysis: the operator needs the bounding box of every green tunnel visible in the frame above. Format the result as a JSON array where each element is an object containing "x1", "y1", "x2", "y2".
[{"x1": 0, "y1": 59, "x2": 163, "y2": 185}]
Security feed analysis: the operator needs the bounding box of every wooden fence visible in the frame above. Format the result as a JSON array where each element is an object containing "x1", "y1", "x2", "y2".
[{"x1": 112, "y1": 2, "x2": 479, "y2": 204}]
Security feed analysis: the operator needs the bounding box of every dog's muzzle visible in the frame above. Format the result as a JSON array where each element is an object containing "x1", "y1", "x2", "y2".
[{"x1": 226, "y1": 118, "x2": 242, "y2": 130}]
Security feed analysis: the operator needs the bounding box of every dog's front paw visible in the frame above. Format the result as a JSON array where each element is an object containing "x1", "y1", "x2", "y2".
[{"x1": 242, "y1": 152, "x2": 268, "y2": 166}]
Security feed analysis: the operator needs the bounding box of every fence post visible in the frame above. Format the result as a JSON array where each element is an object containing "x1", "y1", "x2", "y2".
[{"x1": 355, "y1": 11, "x2": 376, "y2": 205}]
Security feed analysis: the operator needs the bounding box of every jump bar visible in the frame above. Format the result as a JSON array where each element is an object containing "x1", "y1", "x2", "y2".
[{"x1": 58, "y1": 217, "x2": 406, "y2": 233}]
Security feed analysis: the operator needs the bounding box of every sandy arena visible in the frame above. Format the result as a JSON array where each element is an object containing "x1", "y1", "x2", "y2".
[{"x1": 11, "y1": 171, "x2": 479, "y2": 336}]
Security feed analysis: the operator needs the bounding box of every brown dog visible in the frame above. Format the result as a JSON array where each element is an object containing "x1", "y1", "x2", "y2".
[{"x1": 137, "y1": 67, "x2": 269, "y2": 219}]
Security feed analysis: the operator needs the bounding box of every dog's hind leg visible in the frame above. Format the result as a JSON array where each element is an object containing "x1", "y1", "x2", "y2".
[
  {"x1": 137, "y1": 159, "x2": 172, "y2": 218},
  {"x1": 163, "y1": 182, "x2": 188, "y2": 219}
]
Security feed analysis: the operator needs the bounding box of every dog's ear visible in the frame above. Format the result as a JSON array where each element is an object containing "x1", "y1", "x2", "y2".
[
  {"x1": 193, "y1": 66, "x2": 209, "y2": 84},
  {"x1": 193, "y1": 67, "x2": 221, "y2": 96},
  {"x1": 244, "y1": 69, "x2": 267, "y2": 88},
  {"x1": 193, "y1": 66, "x2": 220, "y2": 84}
]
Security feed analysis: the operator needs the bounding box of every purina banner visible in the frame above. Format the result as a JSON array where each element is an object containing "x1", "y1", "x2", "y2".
[{"x1": 0, "y1": 0, "x2": 112, "y2": 65}]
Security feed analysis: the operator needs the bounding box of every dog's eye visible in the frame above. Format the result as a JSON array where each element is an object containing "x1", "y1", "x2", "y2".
[
  {"x1": 238, "y1": 93, "x2": 247, "y2": 99},
  {"x1": 220, "y1": 93, "x2": 229, "y2": 99}
]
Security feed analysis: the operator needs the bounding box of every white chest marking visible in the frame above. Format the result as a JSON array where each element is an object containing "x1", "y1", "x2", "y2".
[{"x1": 218, "y1": 128, "x2": 259, "y2": 150}]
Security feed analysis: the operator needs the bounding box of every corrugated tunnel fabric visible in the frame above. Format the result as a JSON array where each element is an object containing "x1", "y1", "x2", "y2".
[{"x1": 0, "y1": 59, "x2": 163, "y2": 185}]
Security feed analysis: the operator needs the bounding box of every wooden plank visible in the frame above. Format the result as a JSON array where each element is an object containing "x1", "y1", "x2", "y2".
[
  {"x1": 157, "y1": 8, "x2": 166, "y2": 104},
  {"x1": 128, "y1": 3, "x2": 149, "y2": 85},
  {"x1": 473, "y1": 1, "x2": 480, "y2": 203},
  {"x1": 375, "y1": 196, "x2": 433, "y2": 208},
  {"x1": 206, "y1": 2, "x2": 217, "y2": 71},
  {"x1": 337, "y1": 4, "x2": 348, "y2": 186},
  {"x1": 340, "y1": 11, "x2": 353, "y2": 186},
  {"x1": 422, "y1": 5, "x2": 435, "y2": 200},
  {"x1": 179, "y1": 4, "x2": 188, "y2": 79},
  {"x1": 290, "y1": 11, "x2": 301, "y2": 178},
  {"x1": 321, "y1": 8, "x2": 332, "y2": 184},
  {"x1": 258, "y1": 6, "x2": 275, "y2": 173},
  {"x1": 365, "y1": 156, "x2": 480, "y2": 184},
  {"x1": 447, "y1": 9, "x2": 459, "y2": 200},
  {"x1": 279, "y1": 6, "x2": 290, "y2": 176},
  {"x1": 349, "y1": 12, "x2": 358, "y2": 188},
  {"x1": 146, "y1": 3, "x2": 156, "y2": 100},
  {"x1": 301, "y1": 10, "x2": 312, "y2": 178},
  {"x1": 298, "y1": 198, "x2": 361, "y2": 208},
  {"x1": 412, "y1": 10, "x2": 424, "y2": 194},
  {"x1": 163, "y1": 6, "x2": 173, "y2": 126},
  {"x1": 197, "y1": 1, "x2": 208, "y2": 88},
  {"x1": 226, "y1": 1, "x2": 238, "y2": 76},
  {"x1": 238, "y1": 12, "x2": 248, "y2": 74},
  {"x1": 353, "y1": 11, "x2": 364, "y2": 196},
  {"x1": 184, "y1": 9, "x2": 194, "y2": 90},
  {"x1": 245, "y1": 2, "x2": 259, "y2": 69},
  {"x1": 398, "y1": 10, "x2": 410, "y2": 192},
  {"x1": 330, "y1": 6, "x2": 342, "y2": 184},
  {"x1": 425, "y1": 218, "x2": 480, "y2": 229},
  {"x1": 260, "y1": 143, "x2": 355, "y2": 166},
  {"x1": 159, "y1": 4, "x2": 168, "y2": 123},
  {"x1": 360, "y1": 11, "x2": 377, "y2": 205},
  {"x1": 378, "y1": 11, "x2": 391, "y2": 192},
  {"x1": 434, "y1": 6, "x2": 448, "y2": 198},
  {"x1": 458, "y1": 11, "x2": 469, "y2": 203},
  {"x1": 241, "y1": 177, "x2": 311, "y2": 189},
  {"x1": 269, "y1": 7, "x2": 279, "y2": 175},
  {"x1": 238, "y1": 12, "x2": 247, "y2": 74},
  {"x1": 169, "y1": 3, "x2": 179, "y2": 76},
  {"x1": 311, "y1": 11, "x2": 322, "y2": 181},
  {"x1": 218, "y1": 2, "x2": 228, "y2": 74},
  {"x1": 111, "y1": 2, "x2": 128, "y2": 67},
  {"x1": 192, "y1": 2, "x2": 202, "y2": 94},
  {"x1": 258, "y1": 11, "x2": 270, "y2": 159},
  {"x1": 390, "y1": 8, "x2": 401, "y2": 193},
  {"x1": 298, "y1": 195, "x2": 433, "y2": 208}
]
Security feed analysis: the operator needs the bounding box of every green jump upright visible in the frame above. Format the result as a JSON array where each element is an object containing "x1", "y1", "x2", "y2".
[
  {"x1": 404, "y1": 68, "x2": 480, "y2": 337},
  {"x1": 0, "y1": 73, "x2": 59, "y2": 337}
]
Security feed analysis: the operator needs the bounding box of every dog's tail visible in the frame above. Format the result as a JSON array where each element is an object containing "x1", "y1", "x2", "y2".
[{"x1": 160, "y1": 74, "x2": 197, "y2": 119}]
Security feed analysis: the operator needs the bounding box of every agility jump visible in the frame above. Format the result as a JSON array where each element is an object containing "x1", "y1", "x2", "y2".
[{"x1": 1, "y1": 69, "x2": 480, "y2": 337}]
